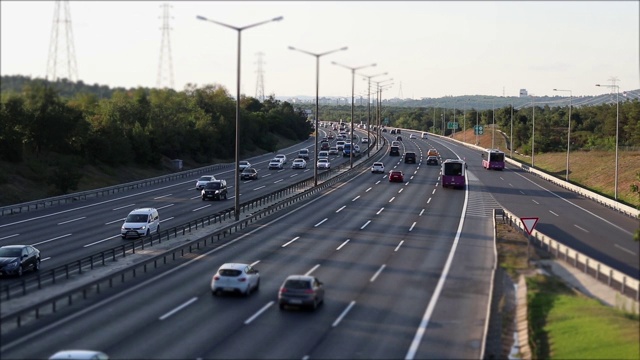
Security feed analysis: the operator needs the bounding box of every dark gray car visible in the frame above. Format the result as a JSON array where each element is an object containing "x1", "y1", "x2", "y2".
[
  {"x1": 278, "y1": 275, "x2": 324, "y2": 310},
  {"x1": 0, "y1": 245, "x2": 41, "y2": 277}
]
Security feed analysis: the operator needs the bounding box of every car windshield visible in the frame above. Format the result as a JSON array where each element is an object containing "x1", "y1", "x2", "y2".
[
  {"x1": 284, "y1": 279, "x2": 311, "y2": 289},
  {"x1": 126, "y1": 214, "x2": 148, "y2": 223},
  {"x1": 0, "y1": 248, "x2": 21, "y2": 257},
  {"x1": 205, "y1": 182, "x2": 221, "y2": 189},
  {"x1": 198, "y1": 176, "x2": 212, "y2": 182},
  {"x1": 219, "y1": 269, "x2": 242, "y2": 277}
]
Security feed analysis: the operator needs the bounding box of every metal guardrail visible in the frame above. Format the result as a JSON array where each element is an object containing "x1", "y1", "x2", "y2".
[
  {"x1": 0, "y1": 162, "x2": 234, "y2": 217},
  {"x1": 0, "y1": 137, "x2": 385, "y2": 333},
  {"x1": 499, "y1": 207, "x2": 639, "y2": 301}
]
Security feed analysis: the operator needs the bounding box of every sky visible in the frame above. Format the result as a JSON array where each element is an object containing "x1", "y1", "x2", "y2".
[{"x1": 1, "y1": 1, "x2": 639, "y2": 99}]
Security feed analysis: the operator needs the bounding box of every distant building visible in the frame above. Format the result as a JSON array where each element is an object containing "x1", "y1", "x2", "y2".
[{"x1": 519, "y1": 89, "x2": 528, "y2": 97}]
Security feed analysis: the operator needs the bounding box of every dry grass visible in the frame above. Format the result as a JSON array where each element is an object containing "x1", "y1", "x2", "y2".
[{"x1": 451, "y1": 126, "x2": 640, "y2": 208}]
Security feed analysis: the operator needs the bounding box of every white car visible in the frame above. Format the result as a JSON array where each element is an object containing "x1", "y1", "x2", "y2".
[
  {"x1": 49, "y1": 350, "x2": 109, "y2": 360},
  {"x1": 371, "y1": 162, "x2": 385, "y2": 174},
  {"x1": 274, "y1": 154, "x2": 287, "y2": 164},
  {"x1": 268, "y1": 160, "x2": 283, "y2": 170},
  {"x1": 329, "y1": 147, "x2": 339, "y2": 155},
  {"x1": 316, "y1": 159, "x2": 330, "y2": 169},
  {"x1": 238, "y1": 160, "x2": 251, "y2": 170},
  {"x1": 336, "y1": 141, "x2": 346, "y2": 151},
  {"x1": 409, "y1": 134, "x2": 416, "y2": 139},
  {"x1": 318, "y1": 151, "x2": 329, "y2": 160},
  {"x1": 195, "y1": 175, "x2": 216, "y2": 190},
  {"x1": 211, "y1": 263, "x2": 260, "y2": 296},
  {"x1": 361, "y1": 137, "x2": 369, "y2": 143},
  {"x1": 291, "y1": 158, "x2": 307, "y2": 169}
]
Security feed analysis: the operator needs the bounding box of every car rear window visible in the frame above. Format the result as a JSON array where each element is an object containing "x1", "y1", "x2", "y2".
[
  {"x1": 284, "y1": 279, "x2": 311, "y2": 289},
  {"x1": 219, "y1": 269, "x2": 242, "y2": 277}
]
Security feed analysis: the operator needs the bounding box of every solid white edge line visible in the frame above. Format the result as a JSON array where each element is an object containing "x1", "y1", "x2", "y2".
[
  {"x1": 405, "y1": 170, "x2": 470, "y2": 360},
  {"x1": 336, "y1": 239, "x2": 350, "y2": 250}
]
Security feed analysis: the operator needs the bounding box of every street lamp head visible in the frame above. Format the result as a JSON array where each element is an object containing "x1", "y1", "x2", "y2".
[
  {"x1": 595, "y1": 84, "x2": 601, "y2": 87},
  {"x1": 288, "y1": 46, "x2": 296, "y2": 50},
  {"x1": 196, "y1": 15, "x2": 207, "y2": 21},
  {"x1": 272, "y1": 16, "x2": 284, "y2": 22},
  {"x1": 339, "y1": 46, "x2": 348, "y2": 51}
]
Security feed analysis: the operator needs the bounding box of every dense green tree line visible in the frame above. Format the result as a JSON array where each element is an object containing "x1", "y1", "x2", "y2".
[
  {"x1": 301, "y1": 99, "x2": 639, "y2": 155},
  {"x1": 1, "y1": 79, "x2": 312, "y2": 169}
]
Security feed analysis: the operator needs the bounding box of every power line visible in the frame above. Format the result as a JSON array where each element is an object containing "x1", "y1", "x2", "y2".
[
  {"x1": 46, "y1": 0, "x2": 78, "y2": 82},
  {"x1": 156, "y1": 3, "x2": 175, "y2": 89}
]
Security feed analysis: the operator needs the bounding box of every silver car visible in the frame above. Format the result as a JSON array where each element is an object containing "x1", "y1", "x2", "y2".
[
  {"x1": 291, "y1": 158, "x2": 307, "y2": 169},
  {"x1": 195, "y1": 175, "x2": 216, "y2": 190},
  {"x1": 268, "y1": 160, "x2": 284, "y2": 170},
  {"x1": 278, "y1": 275, "x2": 324, "y2": 310},
  {"x1": 211, "y1": 263, "x2": 260, "y2": 296}
]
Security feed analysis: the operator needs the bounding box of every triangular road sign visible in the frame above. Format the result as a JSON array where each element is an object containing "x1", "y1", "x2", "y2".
[{"x1": 520, "y1": 217, "x2": 539, "y2": 235}]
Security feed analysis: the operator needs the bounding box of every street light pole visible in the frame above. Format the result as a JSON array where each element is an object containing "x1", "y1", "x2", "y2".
[
  {"x1": 360, "y1": 72, "x2": 388, "y2": 157},
  {"x1": 596, "y1": 83, "x2": 620, "y2": 200},
  {"x1": 332, "y1": 61, "x2": 376, "y2": 168},
  {"x1": 197, "y1": 14, "x2": 283, "y2": 221},
  {"x1": 492, "y1": 99, "x2": 495, "y2": 149},
  {"x1": 372, "y1": 78, "x2": 393, "y2": 148},
  {"x1": 510, "y1": 103, "x2": 513, "y2": 158},
  {"x1": 553, "y1": 88, "x2": 573, "y2": 182},
  {"x1": 531, "y1": 94, "x2": 536, "y2": 168},
  {"x1": 289, "y1": 45, "x2": 348, "y2": 186}
]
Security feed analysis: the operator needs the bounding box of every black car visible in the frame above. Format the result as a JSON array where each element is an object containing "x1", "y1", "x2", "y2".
[
  {"x1": 0, "y1": 245, "x2": 41, "y2": 277},
  {"x1": 396, "y1": 136, "x2": 403, "y2": 141},
  {"x1": 389, "y1": 146, "x2": 400, "y2": 156},
  {"x1": 426, "y1": 156, "x2": 439, "y2": 166},
  {"x1": 404, "y1": 152, "x2": 417, "y2": 164},
  {"x1": 201, "y1": 180, "x2": 228, "y2": 200},
  {"x1": 240, "y1": 167, "x2": 258, "y2": 180}
]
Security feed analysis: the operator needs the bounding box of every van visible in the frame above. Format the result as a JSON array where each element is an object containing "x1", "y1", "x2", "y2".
[
  {"x1": 121, "y1": 208, "x2": 160, "y2": 239},
  {"x1": 421, "y1": 132, "x2": 428, "y2": 139},
  {"x1": 336, "y1": 140, "x2": 346, "y2": 151},
  {"x1": 298, "y1": 148, "x2": 310, "y2": 160}
]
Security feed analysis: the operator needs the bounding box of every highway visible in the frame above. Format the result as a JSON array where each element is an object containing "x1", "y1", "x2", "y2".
[{"x1": 0, "y1": 126, "x2": 638, "y2": 359}]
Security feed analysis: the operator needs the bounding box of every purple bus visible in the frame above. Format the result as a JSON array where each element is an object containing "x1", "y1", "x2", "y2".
[
  {"x1": 482, "y1": 149, "x2": 505, "y2": 170},
  {"x1": 442, "y1": 159, "x2": 466, "y2": 189}
]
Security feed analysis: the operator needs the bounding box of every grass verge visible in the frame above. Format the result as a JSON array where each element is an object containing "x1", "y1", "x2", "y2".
[{"x1": 496, "y1": 223, "x2": 640, "y2": 359}]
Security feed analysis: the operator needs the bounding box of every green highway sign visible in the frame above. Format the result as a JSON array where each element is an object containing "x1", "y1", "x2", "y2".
[
  {"x1": 447, "y1": 122, "x2": 458, "y2": 129},
  {"x1": 474, "y1": 125, "x2": 484, "y2": 135}
]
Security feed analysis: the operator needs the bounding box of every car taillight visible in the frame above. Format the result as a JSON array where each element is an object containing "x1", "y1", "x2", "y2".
[
  {"x1": 279, "y1": 288, "x2": 287, "y2": 293},
  {"x1": 238, "y1": 277, "x2": 246, "y2": 282},
  {"x1": 213, "y1": 276, "x2": 220, "y2": 280}
]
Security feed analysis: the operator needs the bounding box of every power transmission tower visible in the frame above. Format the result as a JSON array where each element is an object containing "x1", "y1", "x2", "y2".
[
  {"x1": 397, "y1": 81, "x2": 403, "y2": 99},
  {"x1": 255, "y1": 52, "x2": 265, "y2": 101},
  {"x1": 46, "y1": 0, "x2": 78, "y2": 82},
  {"x1": 156, "y1": 3, "x2": 175, "y2": 89}
]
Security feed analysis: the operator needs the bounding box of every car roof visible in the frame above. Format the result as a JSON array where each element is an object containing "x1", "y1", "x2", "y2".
[
  {"x1": 0, "y1": 245, "x2": 29, "y2": 249},
  {"x1": 373, "y1": 162, "x2": 384, "y2": 165},
  {"x1": 390, "y1": 170, "x2": 403, "y2": 173},
  {"x1": 48, "y1": 350, "x2": 109, "y2": 360},
  {"x1": 219, "y1": 263, "x2": 250, "y2": 271},
  {"x1": 283, "y1": 274, "x2": 314, "y2": 282},
  {"x1": 128, "y1": 208, "x2": 156, "y2": 214}
]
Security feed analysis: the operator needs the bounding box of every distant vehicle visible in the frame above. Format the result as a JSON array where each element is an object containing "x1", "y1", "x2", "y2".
[
  {"x1": 274, "y1": 154, "x2": 287, "y2": 164},
  {"x1": 396, "y1": 136, "x2": 403, "y2": 141},
  {"x1": 268, "y1": 159, "x2": 284, "y2": 170},
  {"x1": 238, "y1": 161, "x2": 251, "y2": 171},
  {"x1": 427, "y1": 148, "x2": 439, "y2": 157},
  {"x1": 482, "y1": 149, "x2": 505, "y2": 170},
  {"x1": 336, "y1": 140, "x2": 346, "y2": 151},
  {"x1": 318, "y1": 151, "x2": 329, "y2": 160},
  {"x1": 421, "y1": 132, "x2": 428, "y2": 139},
  {"x1": 201, "y1": 180, "x2": 228, "y2": 200},
  {"x1": 121, "y1": 208, "x2": 160, "y2": 239},
  {"x1": 291, "y1": 158, "x2": 307, "y2": 169},
  {"x1": 389, "y1": 146, "x2": 400, "y2": 156},
  {"x1": 426, "y1": 156, "x2": 439, "y2": 166},
  {"x1": 371, "y1": 162, "x2": 385, "y2": 174},
  {"x1": 328, "y1": 134, "x2": 335, "y2": 140},
  {"x1": 442, "y1": 159, "x2": 466, "y2": 188},
  {"x1": 388, "y1": 170, "x2": 404, "y2": 182},
  {"x1": 404, "y1": 152, "x2": 417, "y2": 164},
  {"x1": 240, "y1": 167, "x2": 258, "y2": 180},
  {"x1": 391, "y1": 141, "x2": 400, "y2": 147},
  {"x1": 278, "y1": 275, "x2": 324, "y2": 310},
  {"x1": 316, "y1": 158, "x2": 331, "y2": 169},
  {"x1": 361, "y1": 137, "x2": 369, "y2": 143},
  {"x1": 195, "y1": 175, "x2": 216, "y2": 190},
  {"x1": 0, "y1": 245, "x2": 40, "y2": 277},
  {"x1": 329, "y1": 147, "x2": 339, "y2": 155},
  {"x1": 320, "y1": 142, "x2": 330, "y2": 151},
  {"x1": 409, "y1": 134, "x2": 416, "y2": 139},
  {"x1": 390, "y1": 129, "x2": 396, "y2": 134},
  {"x1": 298, "y1": 148, "x2": 310, "y2": 160},
  {"x1": 343, "y1": 143, "x2": 359, "y2": 157},
  {"x1": 48, "y1": 350, "x2": 109, "y2": 360},
  {"x1": 211, "y1": 263, "x2": 260, "y2": 296},
  {"x1": 397, "y1": 129, "x2": 401, "y2": 134}
]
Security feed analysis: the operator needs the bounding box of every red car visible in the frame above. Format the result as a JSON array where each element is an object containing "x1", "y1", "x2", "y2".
[{"x1": 388, "y1": 170, "x2": 404, "y2": 182}]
